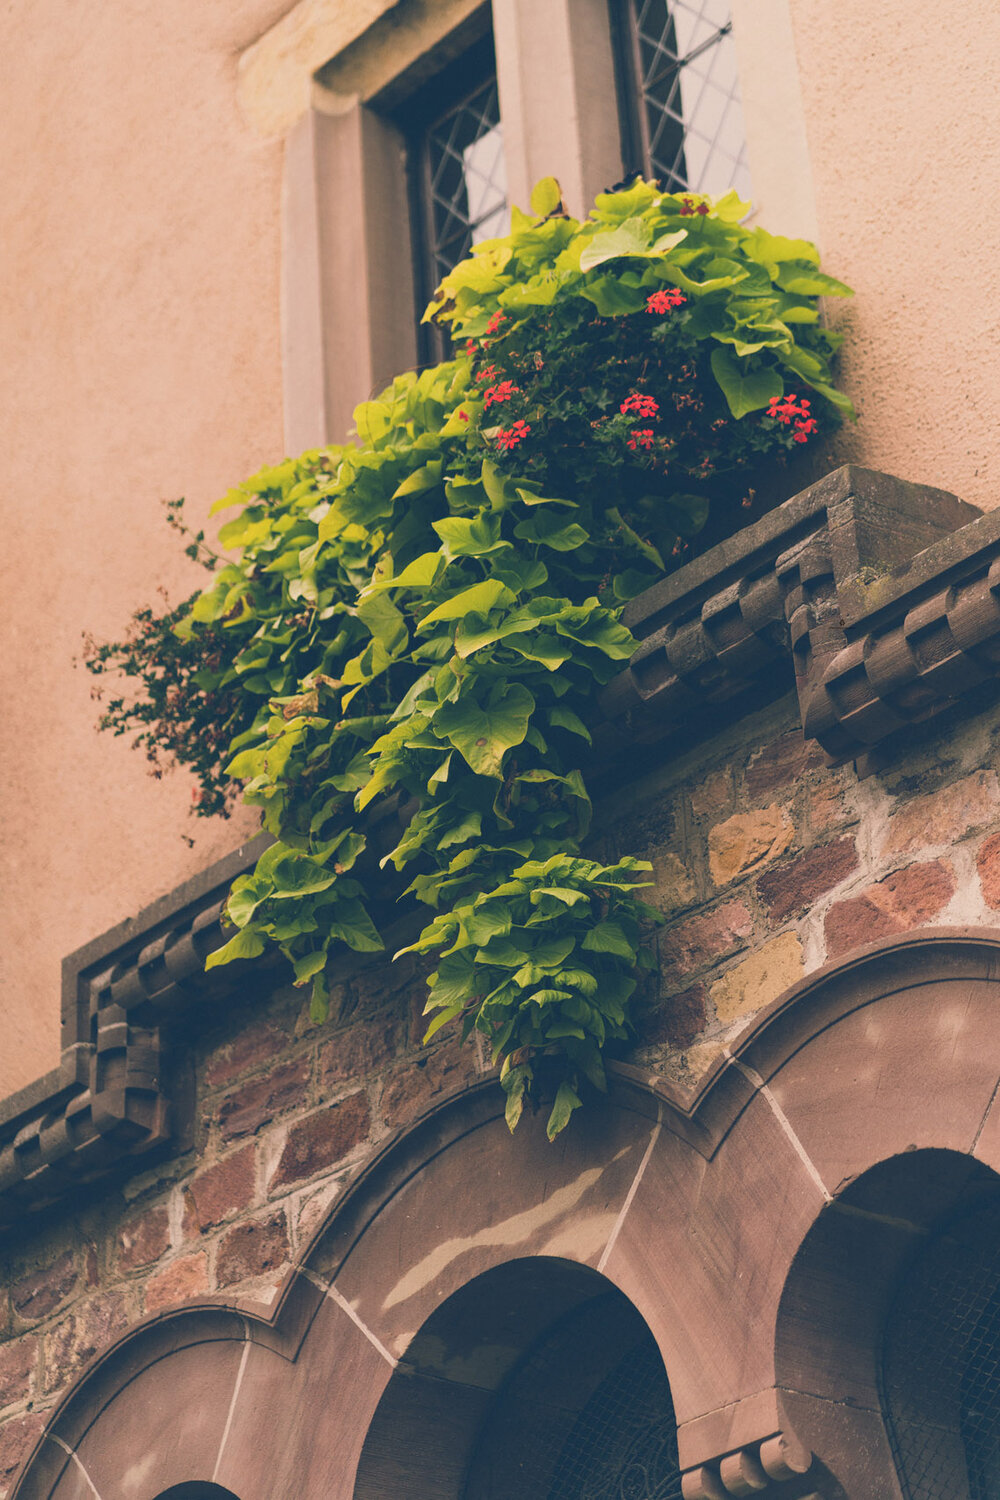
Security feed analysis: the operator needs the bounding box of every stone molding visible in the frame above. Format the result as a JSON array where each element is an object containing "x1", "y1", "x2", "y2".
[
  {"x1": 0, "y1": 464, "x2": 995, "y2": 1230},
  {"x1": 15, "y1": 927, "x2": 1000, "y2": 1498}
]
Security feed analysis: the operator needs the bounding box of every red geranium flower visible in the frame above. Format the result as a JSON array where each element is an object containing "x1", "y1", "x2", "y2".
[
  {"x1": 483, "y1": 379, "x2": 521, "y2": 410},
  {"x1": 626, "y1": 428, "x2": 655, "y2": 452},
  {"x1": 495, "y1": 420, "x2": 531, "y2": 451},
  {"x1": 646, "y1": 289, "x2": 686, "y2": 314},
  {"x1": 485, "y1": 310, "x2": 507, "y2": 335},
  {"x1": 620, "y1": 392, "x2": 659, "y2": 419}
]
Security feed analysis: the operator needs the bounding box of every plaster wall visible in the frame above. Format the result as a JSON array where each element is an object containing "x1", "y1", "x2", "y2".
[
  {"x1": 0, "y1": 2, "x2": 288, "y2": 1093},
  {"x1": 782, "y1": 0, "x2": 1000, "y2": 511}
]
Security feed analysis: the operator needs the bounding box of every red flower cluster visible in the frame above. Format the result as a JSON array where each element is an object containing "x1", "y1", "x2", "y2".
[
  {"x1": 485, "y1": 310, "x2": 507, "y2": 335},
  {"x1": 620, "y1": 392, "x2": 659, "y2": 419},
  {"x1": 766, "y1": 392, "x2": 819, "y2": 443},
  {"x1": 626, "y1": 428, "x2": 655, "y2": 452},
  {"x1": 679, "y1": 197, "x2": 710, "y2": 217},
  {"x1": 646, "y1": 288, "x2": 686, "y2": 314},
  {"x1": 495, "y1": 420, "x2": 531, "y2": 451},
  {"x1": 483, "y1": 379, "x2": 521, "y2": 410},
  {"x1": 475, "y1": 363, "x2": 500, "y2": 385}
]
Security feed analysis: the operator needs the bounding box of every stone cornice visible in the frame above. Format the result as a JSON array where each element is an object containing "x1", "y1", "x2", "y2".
[{"x1": 1, "y1": 464, "x2": 994, "y2": 1228}]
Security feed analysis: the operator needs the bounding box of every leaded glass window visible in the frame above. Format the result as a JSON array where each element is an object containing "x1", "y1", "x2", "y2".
[
  {"x1": 612, "y1": 0, "x2": 750, "y2": 200},
  {"x1": 402, "y1": 29, "x2": 507, "y2": 360}
]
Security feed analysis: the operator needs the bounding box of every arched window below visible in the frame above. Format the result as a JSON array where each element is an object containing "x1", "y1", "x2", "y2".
[
  {"x1": 355, "y1": 1257, "x2": 682, "y2": 1500},
  {"x1": 882, "y1": 1199, "x2": 1000, "y2": 1499}
]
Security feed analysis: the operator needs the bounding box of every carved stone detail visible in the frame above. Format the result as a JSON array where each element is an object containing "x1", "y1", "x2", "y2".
[{"x1": 681, "y1": 1430, "x2": 815, "y2": 1498}]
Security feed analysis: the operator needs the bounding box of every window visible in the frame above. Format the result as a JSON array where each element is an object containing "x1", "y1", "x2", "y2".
[
  {"x1": 611, "y1": 0, "x2": 750, "y2": 200},
  {"x1": 391, "y1": 26, "x2": 508, "y2": 363}
]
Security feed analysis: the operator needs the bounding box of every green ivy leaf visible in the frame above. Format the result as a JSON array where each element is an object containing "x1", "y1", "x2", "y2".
[
  {"x1": 709, "y1": 347, "x2": 783, "y2": 418},
  {"x1": 433, "y1": 682, "x2": 535, "y2": 778}
]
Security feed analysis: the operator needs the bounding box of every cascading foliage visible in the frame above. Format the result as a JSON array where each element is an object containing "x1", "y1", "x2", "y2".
[{"x1": 86, "y1": 177, "x2": 853, "y2": 1137}]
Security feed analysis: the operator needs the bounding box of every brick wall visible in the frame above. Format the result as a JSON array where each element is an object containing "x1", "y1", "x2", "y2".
[{"x1": 3, "y1": 688, "x2": 1000, "y2": 1490}]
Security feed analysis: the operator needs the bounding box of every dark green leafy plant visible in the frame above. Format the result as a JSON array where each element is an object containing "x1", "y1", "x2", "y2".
[{"x1": 85, "y1": 178, "x2": 853, "y2": 1136}]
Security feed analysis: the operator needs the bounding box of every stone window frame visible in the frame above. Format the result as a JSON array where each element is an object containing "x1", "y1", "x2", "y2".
[{"x1": 234, "y1": 0, "x2": 818, "y2": 456}]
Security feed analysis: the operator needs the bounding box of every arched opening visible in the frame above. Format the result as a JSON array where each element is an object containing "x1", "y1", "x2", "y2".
[
  {"x1": 775, "y1": 1148, "x2": 1000, "y2": 1498},
  {"x1": 153, "y1": 1488, "x2": 242, "y2": 1499},
  {"x1": 153, "y1": 1488, "x2": 243, "y2": 1499},
  {"x1": 354, "y1": 1256, "x2": 682, "y2": 1500}
]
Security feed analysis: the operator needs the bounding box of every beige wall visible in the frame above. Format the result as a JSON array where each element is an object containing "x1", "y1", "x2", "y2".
[
  {"x1": 4, "y1": 0, "x2": 1000, "y2": 1095},
  {"x1": 784, "y1": 0, "x2": 1000, "y2": 511},
  {"x1": 0, "y1": 1, "x2": 288, "y2": 1092}
]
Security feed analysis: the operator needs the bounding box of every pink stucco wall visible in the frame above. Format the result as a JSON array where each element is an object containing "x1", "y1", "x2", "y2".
[
  {"x1": 0, "y1": 1, "x2": 289, "y2": 1091},
  {"x1": 788, "y1": 2, "x2": 1000, "y2": 510}
]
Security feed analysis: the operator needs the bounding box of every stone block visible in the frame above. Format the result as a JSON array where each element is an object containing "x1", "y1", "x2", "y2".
[
  {"x1": 659, "y1": 901, "x2": 754, "y2": 976},
  {"x1": 117, "y1": 1203, "x2": 170, "y2": 1273},
  {"x1": 710, "y1": 932, "x2": 804, "y2": 1024},
  {"x1": 216, "y1": 1056, "x2": 310, "y2": 1142},
  {"x1": 708, "y1": 806, "x2": 794, "y2": 886},
  {"x1": 378, "y1": 1041, "x2": 476, "y2": 1127},
  {"x1": 270, "y1": 1094, "x2": 370, "y2": 1192},
  {"x1": 317, "y1": 1018, "x2": 400, "y2": 1092},
  {"x1": 880, "y1": 770, "x2": 999, "y2": 857},
  {"x1": 204, "y1": 1019, "x2": 291, "y2": 1091},
  {"x1": 41, "y1": 1292, "x2": 129, "y2": 1395},
  {"x1": 0, "y1": 1411, "x2": 44, "y2": 1485},
  {"x1": 144, "y1": 1253, "x2": 209, "y2": 1314},
  {"x1": 637, "y1": 985, "x2": 708, "y2": 1050},
  {"x1": 977, "y1": 829, "x2": 1000, "y2": 908},
  {"x1": 824, "y1": 860, "x2": 955, "y2": 960},
  {"x1": 647, "y1": 851, "x2": 698, "y2": 915},
  {"x1": 756, "y1": 837, "x2": 859, "y2": 920},
  {"x1": 216, "y1": 1210, "x2": 290, "y2": 1288},
  {"x1": 745, "y1": 733, "x2": 824, "y2": 797},
  {"x1": 0, "y1": 1337, "x2": 36, "y2": 1410},
  {"x1": 185, "y1": 1144, "x2": 257, "y2": 1233},
  {"x1": 11, "y1": 1251, "x2": 78, "y2": 1325}
]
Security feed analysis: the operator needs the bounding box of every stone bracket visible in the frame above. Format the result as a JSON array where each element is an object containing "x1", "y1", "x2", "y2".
[{"x1": 598, "y1": 464, "x2": 991, "y2": 771}]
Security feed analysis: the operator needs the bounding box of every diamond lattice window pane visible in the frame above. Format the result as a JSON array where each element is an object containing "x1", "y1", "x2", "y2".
[
  {"x1": 627, "y1": 0, "x2": 751, "y2": 202},
  {"x1": 426, "y1": 78, "x2": 507, "y2": 286}
]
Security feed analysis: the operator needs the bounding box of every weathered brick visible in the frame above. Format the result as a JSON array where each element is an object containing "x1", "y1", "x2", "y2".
[
  {"x1": 824, "y1": 860, "x2": 955, "y2": 960},
  {"x1": 708, "y1": 806, "x2": 794, "y2": 886},
  {"x1": 216, "y1": 1211, "x2": 289, "y2": 1288},
  {"x1": 317, "y1": 1019, "x2": 399, "y2": 1093},
  {"x1": 646, "y1": 852, "x2": 698, "y2": 915},
  {"x1": 41, "y1": 1292, "x2": 129, "y2": 1395},
  {"x1": 745, "y1": 733, "x2": 824, "y2": 797},
  {"x1": 144, "y1": 1253, "x2": 209, "y2": 1314},
  {"x1": 117, "y1": 1203, "x2": 170, "y2": 1273},
  {"x1": 204, "y1": 1018, "x2": 291, "y2": 1091},
  {"x1": 185, "y1": 1144, "x2": 256, "y2": 1233},
  {"x1": 978, "y1": 829, "x2": 1000, "y2": 908},
  {"x1": 217, "y1": 1057, "x2": 310, "y2": 1142},
  {"x1": 756, "y1": 837, "x2": 858, "y2": 920},
  {"x1": 379, "y1": 1041, "x2": 476, "y2": 1127},
  {"x1": 11, "y1": 1251, "x2": 77, "y2": 1325},
  {"x1": 689, "y1": 769, "x2": 733, "y2": 818},
  {"x1": 638, "y1": 985, "x2": 708, "y2": 1049},
  {"x1": 881, "y1": 770, "x2": 999, "y2": 857},
  {"x1": 659, "y1": 901, "x2": 754, "y2": 976},
  {"x1": 0, "y1": 1338, "x2": 36, "y2": 1409},
  {"x1": 270, "y1": 1095, "x2": 370, "y2": 1191},
  {"x1": 0, "y1": 1410, "x2": 44, "y2": 1483},
  {"x1": 710, "y1": 932, "x2": 804, "y2": 1023}
]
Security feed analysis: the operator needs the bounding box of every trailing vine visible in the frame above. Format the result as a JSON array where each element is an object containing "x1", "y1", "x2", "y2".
[{"x1": 86, "y1": 178, "x2": 853, "y2": 1137}]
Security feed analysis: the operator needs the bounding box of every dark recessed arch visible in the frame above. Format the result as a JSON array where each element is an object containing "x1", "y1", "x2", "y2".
[
  {"x1": 155, "y1": 1487, "x2": 244, "y2": 1499},
  {"x1": 775, "y1": 1148, "x2": 1000, "y2": 1498},
  {"x1": 354, "y1": 1256, "x2": 683, "y2": 1500}
]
